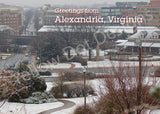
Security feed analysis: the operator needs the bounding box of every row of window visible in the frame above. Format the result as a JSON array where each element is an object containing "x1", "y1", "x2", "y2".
[
  {"x1": 101, "y1": 7, "x2": 160, "y2": 13},
  {"x1": 101, "y1": 12, "x2": 121, "y2": 16},
  {"x1": 101, "y1": 9, "x2": 123, "y2": 13},
  {"x1": 128, "y1": 11, "x2": 160, "y2": 15},
  {"x1": 138, "y1": 8, "x2": 160, "y2": 11}
]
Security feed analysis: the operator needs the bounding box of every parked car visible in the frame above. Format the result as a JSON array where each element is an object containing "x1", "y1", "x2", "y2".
[{"x1": 2, "y1": 56, "x2": 7, "y2": 60}]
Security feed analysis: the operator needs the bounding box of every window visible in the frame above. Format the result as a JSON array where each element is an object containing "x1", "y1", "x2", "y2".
[
  {"x1": 138, "y1": 12, "x2": 144, "y2": 14},
  {"x1": 101, "y1": 9, "x2": 110, "y2": 13},
  {"x1": 152, "y1": 12, "x2": 159, "y2": 14},
  {"x1": 146, "y1": 8, "x2": 151, "y2": 10},
  {"x1": 152, "y1": 8, "x2": 159, "y2": 11},
  {"x1": 139, "y1": 8, "x2": 144, "y2": 10},
  {"x1": 146, "y1": 12, "x2": 151, "y2": 14}
]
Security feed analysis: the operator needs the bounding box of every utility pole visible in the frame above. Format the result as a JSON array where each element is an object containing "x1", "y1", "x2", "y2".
[
  {"x1": 135, "y1": 38, "x2": 142, "y2": 114},
  {"x1": 40, "y1": 48, "x2": 42, "y2": 68},
  {"x1": 138, "y1": 45, "x2": 142, "y2": 105},
  {"x1": 83, "y1": 66, "x2": 86, "y2": 114}
]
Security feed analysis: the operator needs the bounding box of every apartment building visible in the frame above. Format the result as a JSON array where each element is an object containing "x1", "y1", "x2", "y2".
[
  {"x1": 0, "y1": 7, "x2": 22, "y2": 35},
  {"x1": 121, "y1": 0, "x2": 160, "y2": 28},
  {"x1": 100, "y1": 2, "x2": 148, "y2": 25}
]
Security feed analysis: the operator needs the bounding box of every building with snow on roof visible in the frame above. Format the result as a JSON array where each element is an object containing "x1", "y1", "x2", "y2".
[{"x1": 116, "y1": 27, "x2": 160, "y2": 55}]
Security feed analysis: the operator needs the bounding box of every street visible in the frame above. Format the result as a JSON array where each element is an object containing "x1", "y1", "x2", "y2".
[{"x1": 0, "y1": 54, "x2": 25, "y2": 69}]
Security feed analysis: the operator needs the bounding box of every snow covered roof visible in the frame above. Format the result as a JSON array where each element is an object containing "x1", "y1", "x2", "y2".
[
  {"x1": 141, "y1": 42, "x2": 153, "y2": 47},
  {"x1": 117, "y1": 41, "x2": 131, "y2": 46},
  {"x1": 151, "y1": 43, "x2": 160, "y2": 48},
  {"x1": 154, "y1": 31, "x2": 160, "y2": 34},
  {"x1": 116, "y1": 40, "x2": 128, "y2": 43},
  {"x1": 128, "y1": 29, "x2": 160, "y2": 40},
  {"x1": 117, "y1": 41, "x2": 159, "y2": 48},
  {"x1": 0, "y1": 25, "x2": 14, "y2": 32},
  {"x1": 38, "y1": 25, "x2": 158, "y2": 34}
]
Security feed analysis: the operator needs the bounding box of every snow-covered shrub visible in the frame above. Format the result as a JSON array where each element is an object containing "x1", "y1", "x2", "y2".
[
  {"x1": 16, "y1": 62, "x2": 30, "y2": 72},
  {"x1": 0, "y1": 70, "x2": 46, "y2": 103},
  {"x1": 154, "y1": 67, "x2": 160, "y2": 77},
  {"x1": 50, "y1": 83, "x2": 95, "y2": 98}
]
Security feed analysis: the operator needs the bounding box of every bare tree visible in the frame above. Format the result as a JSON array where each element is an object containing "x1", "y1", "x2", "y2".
[{"x1": 94, "y1": 62, "x2": 160, "y2": 114}]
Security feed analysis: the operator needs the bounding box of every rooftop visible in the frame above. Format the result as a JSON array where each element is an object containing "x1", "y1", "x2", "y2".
[
  {"x1": 38, "y1": 25, "x2": 158, "y2": 34},
  {"x1": 154, "y1": 31, "x2": 160, "y2": 34},
  {"x1": 128, "y1": 29, "x2": 160, "y2": 40},
  {"x1": 0, "y1": 25, "x2": 14, "y2": 32},
  {"x1": 0, "y1": 7, "x2": 20, "y2": 11}
]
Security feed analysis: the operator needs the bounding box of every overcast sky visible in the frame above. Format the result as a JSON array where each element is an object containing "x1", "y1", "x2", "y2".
[{"x1": 0, "y1": 0, "x2": 150, "y2": 7}]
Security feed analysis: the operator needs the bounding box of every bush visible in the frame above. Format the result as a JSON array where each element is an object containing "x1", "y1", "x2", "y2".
[
  {"x1": 50, "y1": 83, "x2": 95, "y2": 98},
  {"x1": 60, "y1": 71, "x2": 97, "y2": 81},
  {"x1": 50, "y1": 86, "x2": 63, "y2": 98},
  {"x1": 150, "y1": 86, "x2": 160, "y2": 101},
  {"x1": 16, "y1": 62, "x2": 29, "y2": 72},
  {"x1": 8, "y1": 92, "x2": 20, "y2": 102},
  {"x1": 0, "y1": 70, "x2": 47, "y2": 103},
  {"x1": 155, "y1": 68, "x2": 160, "y2": 77},
  {"x1": 92, "y1": 65, "x2": 160, "y2": 114},
  {"x1": 63, "y1": 83, "x2": 94, "y2": 98},
  {"x1": 31, "y1": 76, "x2": 47, "y2": 92},
  {"x1": 94, "y1": 85, "x2": 158, "y2": 114},
  {"x1": 39, "y1": 71, "x2": 51, "y2": 76},
  {"x1": 73, "y1": 105, "x2": 95, "y2": 114},
  {"x1": 18, "y1": 87, "x2": 30, "y2": 98}
]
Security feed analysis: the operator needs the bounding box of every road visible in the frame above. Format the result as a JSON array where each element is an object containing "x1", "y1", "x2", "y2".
[
  {"x1": 39, "y1": 100, "x2": 75, "y2": 114},
  {"x1": 0, "y1": 54, "x2": 30, "y2": 69}
]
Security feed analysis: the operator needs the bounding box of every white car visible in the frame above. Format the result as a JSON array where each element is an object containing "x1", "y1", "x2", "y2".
[{"x1": 2, "y1": 56, "x2": 7, "y2": 60}]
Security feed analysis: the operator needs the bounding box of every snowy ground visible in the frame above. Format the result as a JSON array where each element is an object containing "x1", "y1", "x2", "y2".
[
  {"x1": 45, "y1": 78, "x2": 160, "y2": 114},
  {"x1": 38, "y1": 63, "x2": 71, "y2": 69},
  {"x1": 0, "y1": 80, "x2": 100, "y2": 114},
  {"x1": 1, "y1": 77, "x2": 160, "y2": 114},
  {"x1": 0, "y1": 101, "x2": 63, "y2": 114},
  {"x1": 38, "y1": 59, "x2": 160, "y2": 69}
]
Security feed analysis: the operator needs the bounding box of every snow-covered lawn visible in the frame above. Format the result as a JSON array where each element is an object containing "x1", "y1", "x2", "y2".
[
  {"x1": 0, "y1": 101, "x2": 63, "y2": 114},
  {"x1": 38, "y1": 59, "x2": 160, "y2": 69},
  {"x1": 38, "y1": 63, "x2": 71, "y2": 69},
  {"x1": 87, "y1": 60, "x2": 160, "y2": 68}
]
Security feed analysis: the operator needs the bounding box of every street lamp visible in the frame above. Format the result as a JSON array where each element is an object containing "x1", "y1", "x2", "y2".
[{"x1": 82, "y1": 66, "x2": 87, "y2": 114}]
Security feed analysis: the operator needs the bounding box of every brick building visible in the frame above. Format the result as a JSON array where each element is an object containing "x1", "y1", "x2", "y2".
[
  {"x1": 0, "y1": 7, "x2": 22, "y2": 35},
  {"x1": 121, "y1": 0, "x2": 160, "y2": 28},
  {"x1": 100, "y1": 2, "x2": 148, "y2": 25}
]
